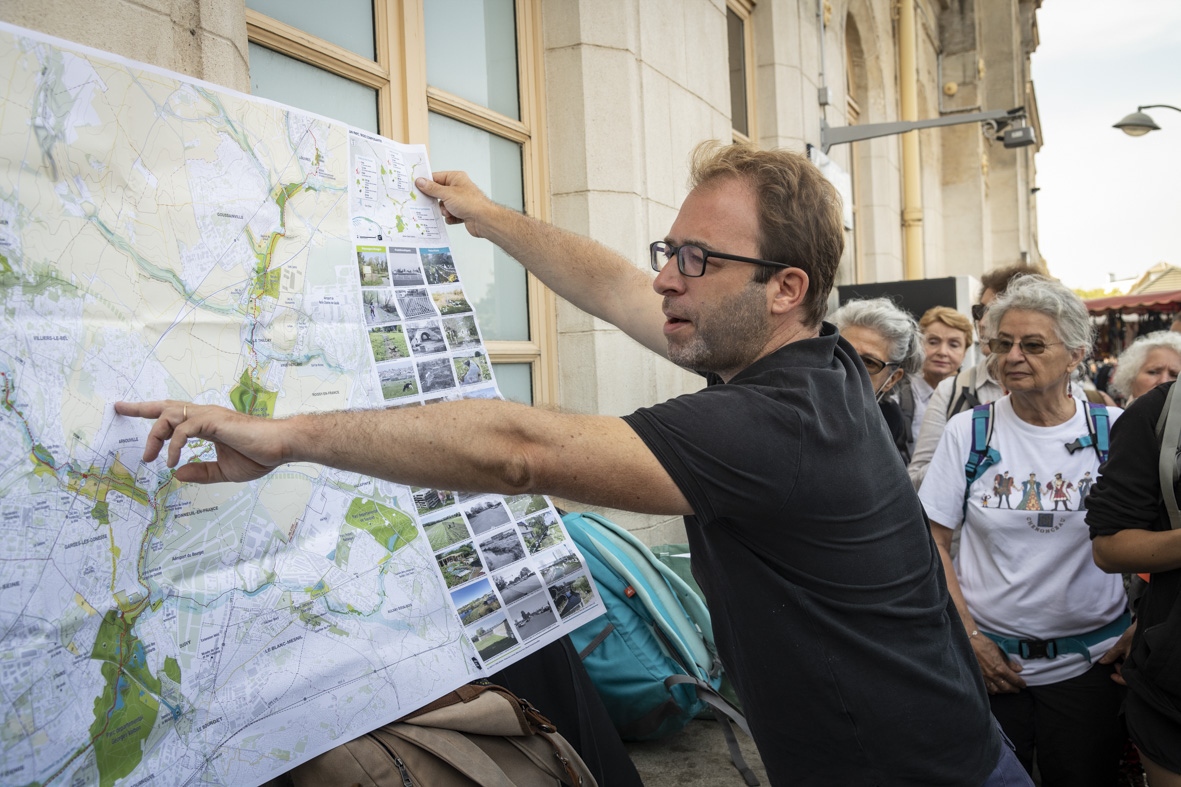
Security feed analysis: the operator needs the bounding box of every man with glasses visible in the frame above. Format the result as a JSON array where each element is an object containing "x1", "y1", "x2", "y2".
[{"x1": 116, "y1": 143, "x2": 1023, "y2": 785}]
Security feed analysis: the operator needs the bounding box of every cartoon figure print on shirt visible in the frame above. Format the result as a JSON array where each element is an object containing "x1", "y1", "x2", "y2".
[
  {"x1": 1048, "y1": 473, "x2": 1074, "y2": 510},
  {"x1": 1076, "y1": 471, "x2": 1093, "y2": 510},
  {"x1": 1019, "y1": 473, "x2": 1043, "y2": 511},
  {"x1": 990, "y1": 471, "x2": 1015, "y2": 508}
]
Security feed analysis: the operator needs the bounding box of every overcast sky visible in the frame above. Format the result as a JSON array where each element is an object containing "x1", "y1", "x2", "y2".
[{"x1": 1031, "y1": 0, "x2": 1181, "y2": 290}]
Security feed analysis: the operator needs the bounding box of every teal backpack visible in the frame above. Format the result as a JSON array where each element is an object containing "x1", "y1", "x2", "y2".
[{"x1": 562, "y1": 511, "x2": 758, "y2": 786}]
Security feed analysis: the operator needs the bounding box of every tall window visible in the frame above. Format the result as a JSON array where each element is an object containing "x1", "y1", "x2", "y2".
[
  {"x1": 727, "y1": 0, "x2": 756, "y2": 144},
  {"x1": 246, "y1": 0, "x2": 553, "y2": 405}
]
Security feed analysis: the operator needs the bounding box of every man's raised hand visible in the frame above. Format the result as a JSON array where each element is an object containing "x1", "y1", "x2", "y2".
[
  {"x1": 415, "y1": 171, "x2": 501, "y2": 237},
  {"x1": 113, "y1": 400, "x2": 289, "y2": 484}
]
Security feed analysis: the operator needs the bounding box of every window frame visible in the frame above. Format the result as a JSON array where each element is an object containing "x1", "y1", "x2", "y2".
[
  {"x1": 246, "y1": 0, "x2": 557, "y2": 405},
  {"x1": 726, "y1": 0, "x2": 757, "y2": 145}
]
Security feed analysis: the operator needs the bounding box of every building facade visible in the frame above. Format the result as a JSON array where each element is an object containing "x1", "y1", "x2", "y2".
[{"x1": 3, "y1": 0, "x2": 1042, "y2": 541}]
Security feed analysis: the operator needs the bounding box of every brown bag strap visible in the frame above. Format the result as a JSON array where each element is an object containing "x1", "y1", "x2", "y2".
[{"x1": 379, "y1": 725, "x2": 522, "y2": 787}]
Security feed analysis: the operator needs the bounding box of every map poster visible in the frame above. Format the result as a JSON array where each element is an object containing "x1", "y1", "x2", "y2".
[{"x1": 0, "y1": 22, "x2": 602, "y2": 787}]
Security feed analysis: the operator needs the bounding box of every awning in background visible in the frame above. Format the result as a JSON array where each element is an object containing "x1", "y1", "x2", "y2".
[{"x1": 1084, "y1": 289, "x2": 1181, "y2": 315}]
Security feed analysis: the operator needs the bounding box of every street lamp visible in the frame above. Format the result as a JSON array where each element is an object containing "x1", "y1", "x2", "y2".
[{"x1": 1113, "y1": 105, "x2": 1181, "y2": 137}]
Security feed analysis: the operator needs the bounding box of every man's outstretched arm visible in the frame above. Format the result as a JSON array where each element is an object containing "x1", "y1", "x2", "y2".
[
  {"x1": 416, "y1": 172, "x2": 668, "y2": 357},
  {"x1": 113, "y1": 399, "x2": 692, "y2": 516}
]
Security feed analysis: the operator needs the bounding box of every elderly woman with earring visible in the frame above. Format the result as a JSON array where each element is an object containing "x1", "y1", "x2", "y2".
[
  {"x1": 918, "y1": 275, "x2": 1132, "y2": 786},
  {"x1": 829, "y1": 298, "x2": 925, "y2": 463}
]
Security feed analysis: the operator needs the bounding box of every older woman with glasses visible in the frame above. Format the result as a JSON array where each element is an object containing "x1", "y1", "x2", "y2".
[
  {"x1": 829, "y1": 298, "x2": 924, "y2": 462},
  {"x1": 918, "y1": 275, "x2": 1131, "y2": 786}
]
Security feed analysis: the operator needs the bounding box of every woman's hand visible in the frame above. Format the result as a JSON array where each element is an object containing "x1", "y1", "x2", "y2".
[
  {"x1": 970, "y1": 635, "x2": 1027, "y2": 694},
  {"x1": 1098, "y1": 620, "x2": 1137, "y2": 686}
]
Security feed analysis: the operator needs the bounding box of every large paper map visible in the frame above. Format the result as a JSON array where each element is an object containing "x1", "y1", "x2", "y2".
[{"x1": 0, "y1": 23, "x2": 601, "y2": 787}]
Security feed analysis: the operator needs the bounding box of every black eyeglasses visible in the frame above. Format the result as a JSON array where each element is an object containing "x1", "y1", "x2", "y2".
[
  {"x1": 650, "y1": 241, "x2": 793, "y2": 278},
  {"x1": 971, "y1": 303, "x2": 988, "y2": 322},
  {"x1": 987, "y1": 338, "x2": 1063, "y2": 355},
  {"x1": 859, "y1": 354, "x2": 901, "y2": 375}
]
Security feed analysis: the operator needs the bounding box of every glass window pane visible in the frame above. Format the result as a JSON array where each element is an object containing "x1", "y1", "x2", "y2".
[
  {"x1": 247, "y1": 0, "x2": 376, "y2": 60},
  {"x1": 249, "y1": 43, "x2": 379, "y2": 134},
  {"x1": 727, "y1": 9, "x2": 749, "y2": 137},
  {"x1": 429, "y1": 112, "x2": 528, "y2": 341},
  {"x1": 424, "y1": 0, "x2": 520, "y2": 120},
  {"x1": 493, "y1": 363, "x2": 533, "y2": 405}
]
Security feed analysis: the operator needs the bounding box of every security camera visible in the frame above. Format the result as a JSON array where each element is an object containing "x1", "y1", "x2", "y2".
[{"x1": 1002, "y1": 126, "x2": 1036, "y2": 149}]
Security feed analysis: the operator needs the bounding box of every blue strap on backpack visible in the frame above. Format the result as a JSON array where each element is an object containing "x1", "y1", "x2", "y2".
[
  {"x1": 963, "y1": 401, "x2": 1110, "y2": 513},
  {"x1": 562, "y1": 511, "x2": 758, "y2": 786}
]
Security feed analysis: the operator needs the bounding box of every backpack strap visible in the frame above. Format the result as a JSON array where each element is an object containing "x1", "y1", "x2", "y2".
[
  {"x1": 1065, "y1": 403, "x2": 1110, "y2": 464},
  {"x1": 963, "y1": 403, "x2": 1001, "y2": 515},
  {"x1": 664, "y1": 676, "x2": 758, "y2": 787},
  {"x1": 1157, "y1": 384, "x2": 1181, "y2": 530},
  {"x1": 945, "y1": 365, "x2": 982, "y2": 419}
]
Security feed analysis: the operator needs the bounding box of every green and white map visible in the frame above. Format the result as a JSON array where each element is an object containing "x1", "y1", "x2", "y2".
[{"x1": 0, "y1": 23, "x2": 601, "y2": 787}]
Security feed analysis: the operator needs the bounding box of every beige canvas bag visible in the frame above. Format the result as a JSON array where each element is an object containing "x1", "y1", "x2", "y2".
[{"x1": 264, "y1": 683, "x2": 598, "y2": 787}]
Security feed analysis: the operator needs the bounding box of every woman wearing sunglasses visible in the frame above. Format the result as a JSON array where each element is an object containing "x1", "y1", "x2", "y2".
[
  {"x1": 828, "y1": 297, "x2": 924, "y2": 463},
  {"x1": 918, "y1": 275, "x2": 1132, "y2": 786}
]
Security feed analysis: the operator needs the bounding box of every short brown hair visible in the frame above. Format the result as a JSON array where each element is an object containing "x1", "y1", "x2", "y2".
[
  {"x1": 979, "y1": 262, "x2": 1043, "y2": 302},
  {"x1": 919, "y1": 306, "x2": 973, "y2": 344},
  {"x1": 689, "y1": 141, "x2": 844, "y2": 327}
]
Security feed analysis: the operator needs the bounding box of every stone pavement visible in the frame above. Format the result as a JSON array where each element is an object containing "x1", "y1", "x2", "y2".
[{"x1": 624, "y1": 718, "x2": 769, "y2": 786}]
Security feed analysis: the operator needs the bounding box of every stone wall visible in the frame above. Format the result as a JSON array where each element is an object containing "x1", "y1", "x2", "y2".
[{"x1": 2, "y1": 0, "x2": 249, "y2": 92}]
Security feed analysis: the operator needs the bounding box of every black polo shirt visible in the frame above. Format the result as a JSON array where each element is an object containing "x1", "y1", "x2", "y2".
[{"x1": 623, "y1": 323, "x2": 999, "y2": 786}]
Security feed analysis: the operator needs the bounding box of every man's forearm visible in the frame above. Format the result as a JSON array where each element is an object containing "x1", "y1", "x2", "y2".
[
  {"x1": 285, "y1": 398, "x2": 692, "y2": 515},
  {"x1": 290, "y1": 399, "x2": 536, "y2": 495},
  {"x1": 1092, "y1": 529, "x2": 1181, "y2": 574},
  {"x1": 474, "y1": 203, "x2": 666, "y2": 355}
]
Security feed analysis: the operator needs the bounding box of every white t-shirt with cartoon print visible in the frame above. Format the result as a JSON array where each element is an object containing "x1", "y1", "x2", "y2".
[{"x1": 919, "y1": 396, "x2": 1127, "y2": 685}]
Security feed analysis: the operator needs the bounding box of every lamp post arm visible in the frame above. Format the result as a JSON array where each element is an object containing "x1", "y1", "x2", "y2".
[
  {"x1": 1139, "y1": 104, "x2": 1181, "y2": 114},
  {"x1": 821, "y1": 108, "x2": 1025, "y2": 153}
]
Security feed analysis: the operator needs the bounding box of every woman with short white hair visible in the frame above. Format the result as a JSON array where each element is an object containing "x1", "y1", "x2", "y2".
[
  {"x1": 1110, "y1": 330, "x2": 1181, "y2": 403},
  {"x1": 829, "y1": 298, "x2": 924, "y2": 461},
  {"x1": 918, "y1": 275, "x2": 1130, "y2": 785}
]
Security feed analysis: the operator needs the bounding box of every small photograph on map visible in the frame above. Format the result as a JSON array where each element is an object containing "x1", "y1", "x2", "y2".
[
  {"x1": 368, "y1": 324, "x2": 410, "y2": 363},
  {"x1": 431, "y1": 285, "x2": 473, "y2": 316},
  {"x1": 538, "y1": 544, "x2": 584, "y2": 584},
  {"x1": 477, "y1": 530, "x2": 526, "y2": 572},
  {"x1": 362, "y1": 289, "x2": 400, "y2": 325},
  {"x1": 420, "y1": 247, "x2": 459, "y2": 285},
  {"x1": 423, "y1": 510, "x2": 470, "y2": 552},
  {"x1": 549, "y1": 575, "x2": 593, "y2": 620},
  {"x1": 494, "y1": 565, "x2": 543, "y2": 605},
  {"x1": 518, "y1": 510, "x2": 566, "y2": 554},
  {"x1": 505, "y1": 493, "x2": 548, "y2": 521},
  {"x1": 438, "y1": 543, "x2": 487, "y2": 589},
  {"x1": 452, "y1": 576, "x2": 499, "y2": 622},
  {"x1": 467, "y1": 611, "x2": 519, "y2": 663},
  {"x1": 442, "y1": 314, "x2": 482, "y2": 351},
  {"x1": 456, "y1": 489, "x2": 485, "y2": 504},
  {"x1": 377, "y1": 361, "x2": 418, "y2": 400},
  {"x1": 395, "y1": 287, "x2": 438, "y2": 320},
  {"x1": 388, "y1": 246, "x2": 426, "y2": 286},
  {"x1": 454, "y1": 352, "x2": 492, "y2": 387},
  {"x1": 412, "y1": 486, "x2": 455, "y2": 515},
  {"x1": 464, "y1": 386, "x2": 499, "y2": 400},
  {"x1": 417, "y1": 357, "x2": 457, "y2": 394},
  {"x1": 406, "y1": 319, "x2": 447, "y2": 356},
  {"x1": 465, "y1": 499, "x2": 511, "y2": 535},
  {"x1": 508, "y1": 595, "x2": 558, "y2": 641},
  {"x1": 357, "y1": 245, "x2": 390, "y2": 287}
]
